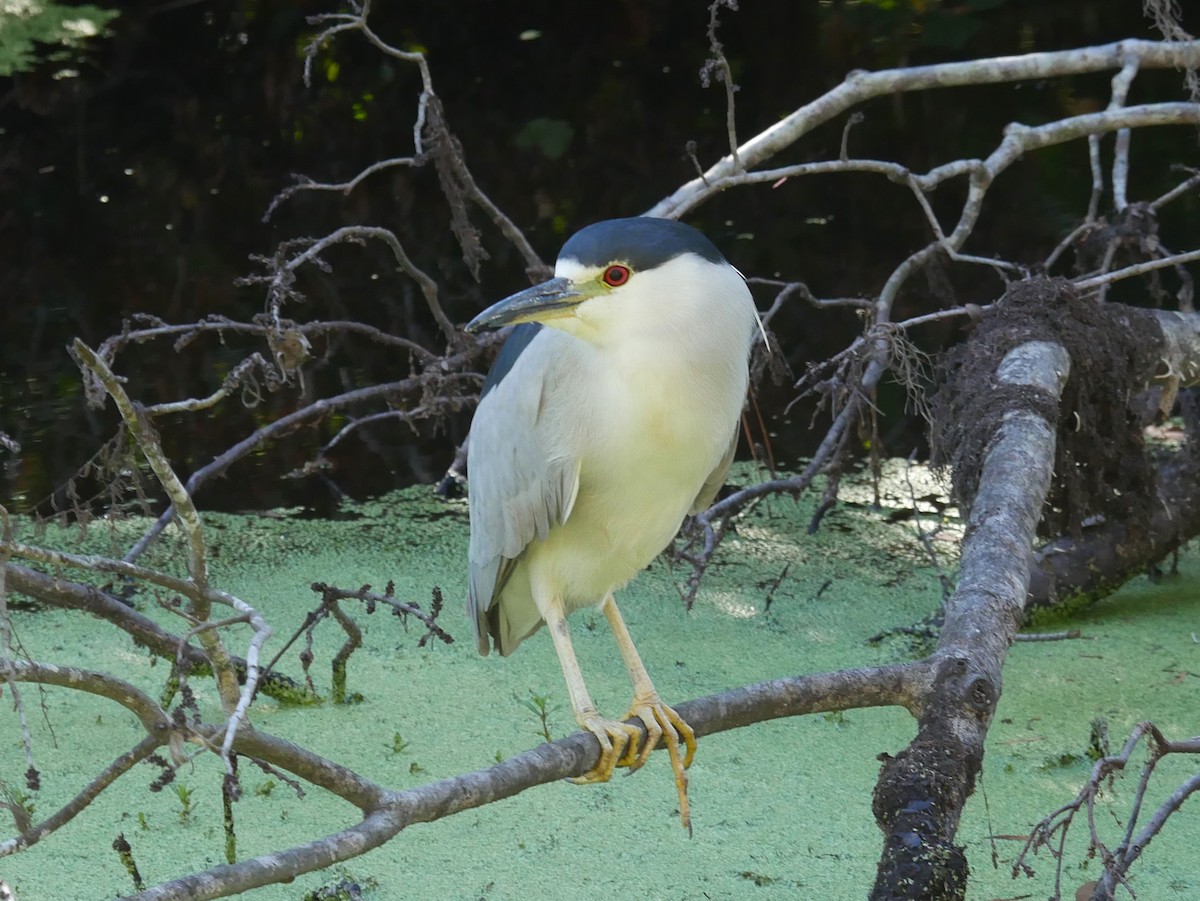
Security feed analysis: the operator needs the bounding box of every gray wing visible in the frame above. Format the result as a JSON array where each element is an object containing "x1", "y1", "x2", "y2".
[
  {"x1": 690, "y1": 428, "x2": 738, "y2": 514},
  {"x1": 466, "y1": 327, "x2": 581, "y2": 655}
]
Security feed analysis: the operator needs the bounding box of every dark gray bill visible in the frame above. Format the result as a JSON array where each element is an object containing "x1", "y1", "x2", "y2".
[{"x1": 465, "y1": 277, "x2": 583, "y2": 333}]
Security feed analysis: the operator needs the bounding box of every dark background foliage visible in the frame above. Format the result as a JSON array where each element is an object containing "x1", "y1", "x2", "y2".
[{"x1": 1, "y1": 0, "x2": 1196, "y2": 513}]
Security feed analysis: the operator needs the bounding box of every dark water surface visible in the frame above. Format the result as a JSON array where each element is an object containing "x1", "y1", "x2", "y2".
[{"x1": 2, "y1": 1, "x2": 1196, "y2": 514}]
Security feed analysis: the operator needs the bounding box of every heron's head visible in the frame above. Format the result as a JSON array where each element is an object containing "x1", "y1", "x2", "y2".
[{"x1": 466, "y1": 217, "x2": 750, "y2": 347}]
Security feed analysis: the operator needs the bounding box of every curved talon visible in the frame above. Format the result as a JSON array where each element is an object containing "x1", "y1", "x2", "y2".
[
  {"x1": 569, "y1": 701, "x2": 696, "y2": 832},
  {"x1": 625, "y1": 697, "x2": 695, "y2": 833}
]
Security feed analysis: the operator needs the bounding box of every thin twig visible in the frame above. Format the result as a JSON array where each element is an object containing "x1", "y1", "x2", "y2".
[
  {"x1": 1074, "y1": 247, "x2": 1200, "y2": 290},
  {"x1": 1016, "y1": 721, "x2": 1200, "y2": 899}
]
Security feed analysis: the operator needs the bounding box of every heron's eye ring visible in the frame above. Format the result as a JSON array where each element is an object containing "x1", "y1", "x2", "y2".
[{"x1": 602, "y1": 265, "x2": 631, "y2": 287}]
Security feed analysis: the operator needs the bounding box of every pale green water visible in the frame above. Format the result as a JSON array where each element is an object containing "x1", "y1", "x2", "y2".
[{"x1": 1, "y1": 462, "x2": 1197, "y2": 900}]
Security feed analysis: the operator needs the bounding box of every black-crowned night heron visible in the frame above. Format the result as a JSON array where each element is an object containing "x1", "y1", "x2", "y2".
[{"x1": 465, "y1": 217, "x2": 758, "y2": 830}]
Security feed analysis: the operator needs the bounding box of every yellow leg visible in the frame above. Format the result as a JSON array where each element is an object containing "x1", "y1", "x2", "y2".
[
  {"x1": 541, "y1": 594, "x2": 641, "y2": 782},
  {"x1": 602, "y1": 594, "x2": 696, "y2": 833}
]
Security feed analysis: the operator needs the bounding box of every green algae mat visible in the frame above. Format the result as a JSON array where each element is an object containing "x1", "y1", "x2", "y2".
[{"x1": 2, "y1": 463, "x2": 1197, "y2": 900}]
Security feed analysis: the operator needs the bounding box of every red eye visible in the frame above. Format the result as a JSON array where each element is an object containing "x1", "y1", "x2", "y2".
[{"x1": 602, "y1": 264, "x2": 631, "y2": 287}]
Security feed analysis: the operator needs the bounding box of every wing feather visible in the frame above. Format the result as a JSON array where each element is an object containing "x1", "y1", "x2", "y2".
[{"x1": 466, "y1": 328, "x2": 581, "y2": 654}]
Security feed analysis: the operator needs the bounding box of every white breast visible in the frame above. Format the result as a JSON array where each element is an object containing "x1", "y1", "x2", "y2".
[{"x1": 524, "y1": 256, "x2": 756, "y2": 611}]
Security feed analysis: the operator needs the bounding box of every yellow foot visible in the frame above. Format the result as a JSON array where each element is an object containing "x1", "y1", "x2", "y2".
[
  {"x1": 571, "y1": 700, "x2": 697, "y2": 834},
  {"x1": 623, "y1": 696, "x2": 696, "y2": 773},
  {"x1": 572, "y1": 712, "x2": 642, "y2": 784},
  {"x1": 625, "y1": 696, "x2": 696, "y2": 834}
]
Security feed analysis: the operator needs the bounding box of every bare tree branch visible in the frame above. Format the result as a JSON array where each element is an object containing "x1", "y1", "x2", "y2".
[
  {"x1": 872, "y1": 329, "x2": 1070, "y2": 898},
  {"x1": 113, "y1": 662, "x2": 924, "y2": 901},
  {"x1": 649, "y1": 39, "x2": 1200, "y2": 219},
  {"x1": 1016, "y1": 721, "x2": 1200, "y2": 901}
]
